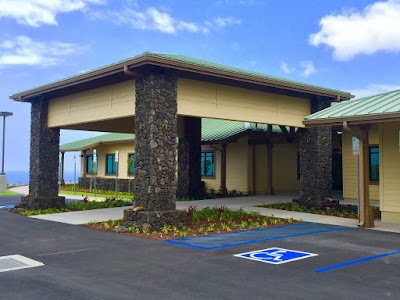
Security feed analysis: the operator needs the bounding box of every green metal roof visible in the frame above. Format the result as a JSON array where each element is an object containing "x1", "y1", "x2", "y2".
[
  {"x1": 148, "y1": 52, "x2": 350, "y2": 97},
  {"x1": 201, "y1": 118, "x2": 281, "y2": 142},
  {"x1": 11, "y1": 51, "x2": 352, "y2": 101},
  {"x1": 60, "y1": 133, "x2": 135, "y2": 152},
  {"x1": 60, "y1": 119, "x2": 284, "y2": 151},
  {"x1": 304, "y1": 89, "x2": 400, "y2": 125}
]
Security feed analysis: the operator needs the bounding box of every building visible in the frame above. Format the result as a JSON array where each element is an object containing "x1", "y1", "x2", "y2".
[
  {"x1": 304, "y1": 89, "x2": 400, "y2": 224},
  {"x1": 10, "y1": 52, "x2": 352, "y2": 222}
]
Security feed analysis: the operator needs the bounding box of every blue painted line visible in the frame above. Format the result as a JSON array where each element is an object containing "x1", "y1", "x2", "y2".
[
  {"x1": 315, "y1": 250, "x2": 400, "y2": 273},
  {"x1": 165, "y1": 223, "x2": 352, "y2": 250}
]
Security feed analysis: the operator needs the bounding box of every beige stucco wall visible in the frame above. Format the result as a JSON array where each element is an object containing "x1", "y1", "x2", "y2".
[
  {"x1": 177, "y1": 78, "x2": 310, "y2": 128},
  {"x1": 82, "y1": 141, "x2": 135, "y2": 180},
  {"x1": 48, "y1": 80, "x2": 135, "y2": 128},
  {"x1": 380, "y1": 121, "x2": 400, "y2": 223},
  {"x1": 342, "y1": 126, "x2": 380, "y2": 202}
]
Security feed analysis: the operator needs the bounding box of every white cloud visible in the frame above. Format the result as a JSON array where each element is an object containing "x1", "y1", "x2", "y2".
[
  {"x1": 0, "y1": 36, "x2": 85, "y2": 67},
  {"x1": 280, "y1": 61, "x2": 293, "y2": 74},
  {"x1": 309, "y1": 0, "x2": 400, "y2": 61},
  {"x1": 0, "y1": 0, "x2": 104, "y2": 27},
  {"x1": 280, "y1": 60, "x2": 316, "y2": 77},
  {"x1": 214, "y1": 17, "x2": 242, "y2": 28},
  {"x1": 94, "y1": 6, "x2": 240, "y2": 34},
  {"x1": 350, "y1": 83, "x2": 400, "y2": 99},
  {"x1": 299, "y1": 60, "x2": 316, "y2": 77}
]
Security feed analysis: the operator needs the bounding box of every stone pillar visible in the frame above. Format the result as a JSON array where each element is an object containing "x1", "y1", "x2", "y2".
[
  {"x1": 133, "y1": 72, "x2": 178, "y2": 211},
  {"x1": 177, "y1": 116, "x2": 202, "y2": 198},
  {"x1": 299, "y1": 98, "x2": 332, "y2": 205},
  {"x1": 266, "y1": 143, "x2": 274, "y2": 195},
  {"x1": 18, "y1": 98, "x2": 65, "y2": 209}
]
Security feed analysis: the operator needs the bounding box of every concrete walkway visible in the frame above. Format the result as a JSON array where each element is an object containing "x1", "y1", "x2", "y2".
[{"x1": 15, "y1": 192, "x2": 398, "y2": 234}]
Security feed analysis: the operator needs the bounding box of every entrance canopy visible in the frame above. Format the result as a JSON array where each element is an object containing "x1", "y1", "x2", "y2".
[{"x1": 10, "y1": 52, "x2": 352, "y2": 132}]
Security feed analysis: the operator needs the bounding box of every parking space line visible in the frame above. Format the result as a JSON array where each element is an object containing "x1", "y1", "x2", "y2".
[{"x1": 314, "y1": 250, "x2": 400, "y2": 273}]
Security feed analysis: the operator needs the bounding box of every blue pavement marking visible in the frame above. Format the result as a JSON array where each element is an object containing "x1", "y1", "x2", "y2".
[
  {"x1": 235, "y1": 247, "x2": 318, "y2": 264},
  {"x1": 315, "y1": 250, "x2": 400, "y2": 273},
  {"x1": 0, "y1": 205, "x2": 14, "y2": 209},
  {"x1": 165, "y1": 222, "x2": 351, "y2": 250}
]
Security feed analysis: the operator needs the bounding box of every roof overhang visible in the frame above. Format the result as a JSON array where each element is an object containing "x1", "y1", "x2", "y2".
[
  {"x1": 303, "y1": 112, "x2": 400, "y2": 127},
  {"x1": 10, "y1": 52, "x2": 353, "y2": 102}
]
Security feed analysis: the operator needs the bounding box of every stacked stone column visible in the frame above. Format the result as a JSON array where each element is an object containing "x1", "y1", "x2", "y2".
[
  {"x1": 124, "y1": 72, "x2": 187, "y2": 230},
  {"x1": 299, "y1": 98, "x2": 332, "y2": 205},
  {"x1": 177, "y1": 117, "x2": 203, "y2": 198},
  {"x1": 19, "y1": 98, "x2": 65, "y2": 209}
]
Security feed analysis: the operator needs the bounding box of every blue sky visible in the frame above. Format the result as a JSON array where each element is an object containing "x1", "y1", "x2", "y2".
[{"x1": 1, "y1": 0, "x2": 400, "y2": 172}]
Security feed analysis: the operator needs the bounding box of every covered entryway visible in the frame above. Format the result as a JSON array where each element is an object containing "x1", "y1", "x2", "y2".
[{"x1": 9, "y1": 52, "x2": 352, "y2": 224}]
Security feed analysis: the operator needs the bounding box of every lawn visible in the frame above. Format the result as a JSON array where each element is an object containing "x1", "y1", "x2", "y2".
[
  {"x1": 0, "y1": 190, "x2": 19, "y2": 197},
  {"x1": 15, "y1": 199, "x2": 133, "y2": 216},
  {"x1": 59, "y1": 189, "x2": 133, "y2": 199}
]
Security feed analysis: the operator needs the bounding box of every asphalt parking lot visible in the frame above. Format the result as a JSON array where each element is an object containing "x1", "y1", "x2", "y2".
[{"x1": 0, "y1": 209, "x2": 399, "y2": 299}]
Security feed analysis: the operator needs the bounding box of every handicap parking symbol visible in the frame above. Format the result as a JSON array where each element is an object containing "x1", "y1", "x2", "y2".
[{"x1": 234, "y1": 247, "x2": 318, "y2": 265}]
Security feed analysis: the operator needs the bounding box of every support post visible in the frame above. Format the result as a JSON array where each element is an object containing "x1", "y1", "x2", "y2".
[
  {"x1": 177, "y1": 116, "x2": 202, "y2": 198},
  {"x1": 60, "y1": 151, "x2": 65, "y2": 186},
  {"x1": 81, "y1": 150, "x2": 87, "y2": 178},
  {"x1": 124, "y1": 72, "x2": 187, "y2": 230},
  {"x1": 18, "y1": 98, "x2": 65, "y2": 209},
  {"x1": 220, "y1": 143, "x2": 228, "y2": 196},
  {"x1": 266, "y1": 143, "x2": 274, "y2": 195}
]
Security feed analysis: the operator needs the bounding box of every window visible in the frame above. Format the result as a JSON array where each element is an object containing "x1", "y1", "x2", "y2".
[
  {"x1": 106, "y1": 154, "x2": 117, "y2": 175},
  {"x1": 128, "y1": 154, "x2": 135, "y2": 175},
  {"x1": 369, "y1": 146, "x2": 379, "y2": 182},
  {"x1": 201, "y1": 151, "x2": 215, "y2": 176},
  {"x1": 86, "y1": 155, "x2": 93, "y2": 174}
]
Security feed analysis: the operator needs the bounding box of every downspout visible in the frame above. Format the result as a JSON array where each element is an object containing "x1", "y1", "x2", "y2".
[{"x1": 123, "y1": 65, "x2": 136, "y2": 77}]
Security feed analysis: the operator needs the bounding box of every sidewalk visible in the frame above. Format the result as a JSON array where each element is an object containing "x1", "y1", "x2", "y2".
[{"x1": 26, "y1": 194, "x2": 400, "y2": 234}]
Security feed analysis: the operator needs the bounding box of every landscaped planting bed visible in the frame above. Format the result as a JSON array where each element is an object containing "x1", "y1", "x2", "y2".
[
  {"x1": 86, "y1": 206, "x2": 300, "y2": 240},
  {"x1": 259, "y1": 202, "x2": 381, "y2": 219}
]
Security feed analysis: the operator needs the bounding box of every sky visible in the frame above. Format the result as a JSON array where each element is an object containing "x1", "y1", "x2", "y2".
[{"x1": 1, "y1": 0, "x2": 400, "y2": 173}]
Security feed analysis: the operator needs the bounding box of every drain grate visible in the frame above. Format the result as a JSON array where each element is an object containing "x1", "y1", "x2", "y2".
[{"x1": 0, "y1": 255, "x2": 44, "y2": 273}]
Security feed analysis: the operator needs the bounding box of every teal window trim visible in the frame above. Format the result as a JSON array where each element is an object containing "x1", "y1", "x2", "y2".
[
  {"x1": 106, "y1": 154, "x2": 118, "y2": 175},
  {"x1": 369, "y1": 146, "x2": 379, "y2": 182},
  {"x1": 128, "y1": 153, "x2": 135, "y2": 175},
  {"x1": 86, "y1": 155, "x2": 93, "y2": 174},
  {"x1": 201, "y1": 151, "x2": 215, "y2": 177}
]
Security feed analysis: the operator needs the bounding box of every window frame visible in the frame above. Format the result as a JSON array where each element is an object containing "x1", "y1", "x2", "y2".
[
  {"x1": 86, "y1": 154, "x2": 94, "y2": 174},
  {"x1": 369, "y1": 145, "x2": 379, "y2": 184},
  {"x1": 201, "y1": 151, "x2": 216, "y2": 178},
  {"x1": 105, "y1": 153, "x2": 118, "y2": 175},
  {"x1": 127, "y1": 153, "x2": 136, "y2": 176}
]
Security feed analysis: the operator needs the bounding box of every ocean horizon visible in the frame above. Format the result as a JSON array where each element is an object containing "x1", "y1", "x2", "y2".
[{"x1": 6, "y1": 170, "x2": 79, "y2": 185}]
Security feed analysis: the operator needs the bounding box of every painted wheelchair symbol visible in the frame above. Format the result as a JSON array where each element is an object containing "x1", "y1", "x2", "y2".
[{"x1": 235, "y1": 247, "x2": 318, "y2": 265}]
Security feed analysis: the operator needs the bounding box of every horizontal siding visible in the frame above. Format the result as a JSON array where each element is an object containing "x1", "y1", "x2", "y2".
[
  {"x1": 226, "y1": 137, "x2": 249, "y2": 192},
  {"x1": 342, "y1": 127, "x2": 380, "y2": 201},
  {"x1": 177, "y1": 78, "x2": 310, "y2": 128},
  {"x1": 48, "y1": 80, "x2": 135, "y2": 127},
  {"x1": 381, "y1": 122, "x2": 400, "y2": 213},
  {"x1": 273, "y1": 144, "x2": 299, "y2": 192}
]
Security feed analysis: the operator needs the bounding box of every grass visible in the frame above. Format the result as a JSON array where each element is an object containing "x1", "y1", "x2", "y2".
[
  {"x1": 0, "y1": 190, "x2": 19, "y2": 197},
  {"x1": 86, "y1": 206, "x2": 300, "y2": 240},
  {"x1": 59, "y1": 189, "x2": 133, "y2": 199},
  {"x1": 16, "y1": 199, "x2": 134, "y2": 216}
]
